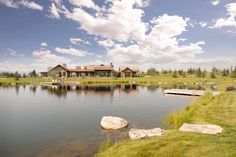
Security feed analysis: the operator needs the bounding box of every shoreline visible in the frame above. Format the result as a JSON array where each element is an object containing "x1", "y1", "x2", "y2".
[
  {"x1": 96, "y1": 91, "x2": 236, "y2": 157},
  {"x1": 0, "y1": 76, "x2": 235, "y2": 91}
]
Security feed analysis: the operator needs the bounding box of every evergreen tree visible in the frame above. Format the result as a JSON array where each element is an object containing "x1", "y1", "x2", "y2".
[
  {"x1": 147, "y1": 68, "x2": 158, "y2": 76},
  {"x1": 29, "y1": 69, "x2": 37, "y2": 77},
  {"x1": 210, "y1": 72, "x2": 216, "y2": 78},
  {"x1": 161, "y1": 70, "x2": 168, "y2": 74},
  {"x1": 221, "y1": 69, "x2": 230, "y2": 76},
  {"x1": 23, "y1": 73, "x2": 27, "y2": 78},
  {"x1": 231, "y1": 67, "x2": 236, "y2": 78},
  {"x1": 202, "y1": 70, "x2": 207, "y2": 78},
  {"x1": 172, "y1": 71, "x2": 178, "y2": 78},
  {"x1": 196, "y1": 68, "x2": 202, "y2": 77},
  {"x1": 14, "y1": 71, "x2": 21, "y2": 81},
  {"x1": 181, "y1": 71, "x2": 186, "y2": 77}
]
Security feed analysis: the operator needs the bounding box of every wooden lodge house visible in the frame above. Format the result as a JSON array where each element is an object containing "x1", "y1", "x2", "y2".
[
  {"x1": 40, "y1": 63, "x2": 140, "y2": 78},
  {"x1": 118, "y1": 66, "x2": 140, "y2": 77}
]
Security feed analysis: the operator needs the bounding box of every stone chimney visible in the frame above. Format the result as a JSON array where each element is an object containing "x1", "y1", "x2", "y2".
[
  {"x1": 110, "y1": 62, "x2": 113, "y2": 68},
  {"x1": 47, "y1": 67, "x2": 53, "y2": 71},
  {"x1": 63, "y1": 63, "x2": 67, "y2": 68}
]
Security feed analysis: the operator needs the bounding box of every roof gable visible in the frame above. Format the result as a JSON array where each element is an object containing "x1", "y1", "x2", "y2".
[
  {"x1": 48, "y1": 64, "x2": 69, "y2": 72},
  {"x1": 119, "y1": 66, "x2": 140, "y2": 72},
  {"x1": 85, "y1": 64, "x2": 113, "y2": 71}
]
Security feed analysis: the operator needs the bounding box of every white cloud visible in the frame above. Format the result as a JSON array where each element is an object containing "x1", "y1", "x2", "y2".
[
  {"x1": 0, "y1": 0, "x2": 18, "y2": 8},
  {"x1": 106, "y1": 14, "x2": 205, "y2": 66},
  {"x1": 68, "y1": 0, "x2": 100, "y2": 11},
  {"x1": 211, "y1": 0, "x2": 220, "y2": 6},
  {"x1": 63, "y1": 0, "x2": 148, "y2": 41},
  {"x1": 70, "y1": 37, "x2": 91, "y2": 45},
  {"x1": 98, "y1": 39, "x2": 115, "y2": 48},
  {"x1": 146, "y1": 56, "x2": 236, "y2": 70},
  {"x1": 174, "y1": 56, "x2": 236, "y2": 70},
  {"x1": 6, "y1": 48, "x2": 17, "y2": 56},
  {"x1": 4, "y1": 48, "x2": 24, "y2": 57},
  {"x1": 55, "y1": 47, "x2": 92, "y2": 57},
  {"x1": 1, "y1": 0, "x2": 232, "y2": 71},
  {"x1": 213, "y1": 3, "x2": 236, "y2": 28},
  {"x1": 47, "y1": 0, "x2": 70, "y2": 19},
  {"x1": 0, "y1": 48, "x2": 72, "y2": 72},
  {"x1": 178, "y1": 38, "x2": 187, "y2": 42},
  {"x1": 56, "y1": 1, "x2": 207, "y2": 68},
  {"x1": 48, "y1": 2, "x2": 60, "y2": 19},
  {"x1": 20, "y1": 0, "x2": 43, "y2": 10},
  {"x1": 40, "y1": 42, "x2": 48, "y2": 47},
  {"x1": 0, "y1": 0, "x2": 43, "y2": 11},
  {"x1": 0, "y1": 62, "x2": 34, "y2": 72},
  {"x1": 33, "y1": 49, "x2": 70, "y2": 65},
  {"x1": 199, "y1": 21, "x2": 208, "y2": 27}
]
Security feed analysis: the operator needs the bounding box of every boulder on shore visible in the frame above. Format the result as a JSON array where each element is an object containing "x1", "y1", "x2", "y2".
[
  {"x1": 179, "y1": 123, "x2": 223, "y2": 135},
  {"x1": 100, "y1": 116, "x2": 128, "y2": 130},
  {"x1": 129, "y1": 128, "x2": 166, "y2": 140}
]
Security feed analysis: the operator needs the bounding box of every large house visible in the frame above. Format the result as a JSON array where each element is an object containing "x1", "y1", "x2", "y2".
[
  {"x1": 118, "y1": 66, "x2": 140, "y2": 77},
  {"x1": 40, "y1": 63, "x2": 140, "y2": 78}
]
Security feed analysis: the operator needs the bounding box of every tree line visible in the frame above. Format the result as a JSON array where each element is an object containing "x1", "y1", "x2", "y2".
[
  {"x1": 0, "y1": 70, "x2": 38, "y2": 80},
  {"x1": 0, "y1": 67, "x2": 236, "y2": 80},
  {"x1": 146, "y1": 67, "x2": 236, "y2": 78}
]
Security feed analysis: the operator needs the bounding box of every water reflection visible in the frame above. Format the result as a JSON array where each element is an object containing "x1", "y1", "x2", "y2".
[
  {"x1": 0, "y1": 84, "x2": 161, "y2": 97},
  {"x1": 0, "y1": 83, "x2": 206, "y2": 94},
  {"x1": 147, "y1": 85, "x2": 160, "y2": 92},
  {"x1": 14, "y1": 85, "x2": 20, "y2": 95},
  {"x1": 39, "y1": 84, "x2": 144, "y2": 98},
  {"x1": 0, "y1": 83, "x2": 194, "y2": 157},
  {"x1": 29, "y1": 86, "x2": 37, "y2": 94}
]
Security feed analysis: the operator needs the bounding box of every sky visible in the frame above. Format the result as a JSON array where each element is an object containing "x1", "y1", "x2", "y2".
[{"x1": 0, "y1": 0, "x2": 235, "y2": 72}]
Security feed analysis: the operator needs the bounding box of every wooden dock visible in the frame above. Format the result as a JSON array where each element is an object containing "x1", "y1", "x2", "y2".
[
  {"x1": 40, "y1": 81, "x2": 81, "y2": 87},
  {"x1": 40, "y1": 82, "x2": 63, "y2": 86},
  {"x1": 163, "y1": 89, "x2": 221, "y2": 96}
]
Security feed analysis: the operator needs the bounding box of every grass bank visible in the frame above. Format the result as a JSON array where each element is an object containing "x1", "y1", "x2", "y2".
[
  {"x1": 1, "y1": 75, "x2": 235, "y2": 90},
  {"x1": 68, "y1": 75, "x2": 236, "y2": 91},
  {"x1": 0, "y1": 77, "x2": 45, "y2": 85},
  {"x1": 96, "y1": 91, "x2": 236, "y2": 157}
]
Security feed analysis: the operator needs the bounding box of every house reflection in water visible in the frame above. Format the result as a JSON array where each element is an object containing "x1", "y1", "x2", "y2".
[
  {"x1": 40, "y1": 84, "x2": 141, "y2": 98},
  {"x1": 118, "y1": 84, "x2": 139, "y2": 95}
]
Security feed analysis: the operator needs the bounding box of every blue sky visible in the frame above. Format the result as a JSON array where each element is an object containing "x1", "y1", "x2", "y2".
[{"x1": 0, "y1": 0, "x2": 235, "y2": 72}]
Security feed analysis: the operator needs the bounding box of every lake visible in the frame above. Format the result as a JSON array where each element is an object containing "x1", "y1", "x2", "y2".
[{"x1": 0, "y1": 84, "x2": 194, "y2": 157}]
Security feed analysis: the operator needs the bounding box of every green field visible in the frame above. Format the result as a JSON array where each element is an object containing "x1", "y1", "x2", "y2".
[
  {"x1": 96, "y1": 91, "x2": 236, "y2": 157},
  {"x1": 0, "y1": 75, "x2": 235, "y2": 90},
  {"x1": 0, "y1": 77, "x2": 45, "y2": 85}
]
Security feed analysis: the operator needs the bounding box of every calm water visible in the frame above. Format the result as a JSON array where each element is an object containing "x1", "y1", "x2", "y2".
[{"x1": 0, "y1": 84, "x2": 194, "y2": 157}]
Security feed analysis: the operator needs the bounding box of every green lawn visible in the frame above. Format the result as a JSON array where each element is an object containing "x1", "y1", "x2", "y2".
[
  {"x1": 0, "y1": 75, "x2": 235, "y2": 90},
  {"x1": 0, "y1": 77, "x2": 46, "y2": 85},
  {"x1": 68, "y1": 75, "x2": 236, "y2": 90},
  {"x1": 96, "y1": 91, "x2": 236, "y2": 157}
]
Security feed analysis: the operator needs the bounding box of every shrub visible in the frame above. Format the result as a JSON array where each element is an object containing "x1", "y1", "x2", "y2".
[
  {"x1": 97, "y1": 136, "x2": 112, "y2": 153},
  {"x1": 172, "y1": 71, "x2": 178, "y2": 78},
  {"x1": 210, "y1": 72, "x2": 216, "y2": 78},
  {"x1": 165, "y1": 93, "x2": 214, "y2": 129},
  {"x1": 226, "y1": 86, "x2": 236, "y2": 91},
  {"x1": 147, "y1": 68, "x2": 158, "y2": 76}
]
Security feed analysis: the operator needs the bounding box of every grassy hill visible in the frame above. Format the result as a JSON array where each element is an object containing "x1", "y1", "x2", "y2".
[{"x1": 96, "y1": 91, "x2": 236, "y2": 157}]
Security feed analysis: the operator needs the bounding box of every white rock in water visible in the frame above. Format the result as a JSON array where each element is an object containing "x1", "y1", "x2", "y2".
[
  {"x1": 179, "y1": 123, "x2": 223, "y2": 135},
  {"x1": 100, "y1": 116, "x2": 128, "y2": 130},
  {"x1": 129, "y1": 128, "x2": 166, "y2": 140}
]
